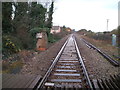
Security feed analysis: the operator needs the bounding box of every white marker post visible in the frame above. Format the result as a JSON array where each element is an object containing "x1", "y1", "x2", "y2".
[{"x1": 112, "y1": 34, "x2": 116, "y2": 46}]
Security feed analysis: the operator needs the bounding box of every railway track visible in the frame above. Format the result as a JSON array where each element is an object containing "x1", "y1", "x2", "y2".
[
  {"x1": 36, "y1": 35, "x2": 93, "y2": 89},
  {"x1": 82, "y1": 38, "x2": 119, "y2": 67},
  {"x1": 92, "y1": 74, "x2": 120, "y2": 89}
]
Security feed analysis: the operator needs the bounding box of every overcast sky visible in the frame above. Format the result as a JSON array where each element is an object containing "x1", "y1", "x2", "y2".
[{"x1": 52, "y1": 0, "x2": 119, "y2": 32}]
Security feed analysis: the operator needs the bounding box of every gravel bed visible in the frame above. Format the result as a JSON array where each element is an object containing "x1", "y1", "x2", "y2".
[
  {"x1": 20, "y1": 35, "x2": 69, "y2": 76},
  {"x1": 75, "y1": 33, "x2": 120, "y2": 80},
  {"x1": 20, "y1": 33, "x2": 119, "y2": 80}
]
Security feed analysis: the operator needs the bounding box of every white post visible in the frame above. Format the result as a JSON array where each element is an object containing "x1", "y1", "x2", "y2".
[{"x1": 112, "y1": 34, "x2": 116, "y2": 46}]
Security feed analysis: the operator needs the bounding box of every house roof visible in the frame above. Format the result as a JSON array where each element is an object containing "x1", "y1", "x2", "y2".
[{"x1": 51, "y1": 26, "x2": 60, "y2": 30}]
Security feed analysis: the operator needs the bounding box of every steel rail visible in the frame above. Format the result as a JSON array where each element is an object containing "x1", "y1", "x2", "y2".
[
  {"x1": 82, "y1": 38, "x2": 119, "y2": 67},
  {"x1": 36, "y1": 36, "x2": 70, "y2": 89},
  {"x1": 73, "y1": 35, "x2": 93, "y2": 89},
  {"x1": 36, "y1": 35, "x2": 94, "y2": 89}
]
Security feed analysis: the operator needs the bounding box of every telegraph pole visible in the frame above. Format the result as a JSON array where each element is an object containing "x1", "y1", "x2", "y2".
[{"x1": 107, "y1": 19, "x2": 109, "y2": 31}]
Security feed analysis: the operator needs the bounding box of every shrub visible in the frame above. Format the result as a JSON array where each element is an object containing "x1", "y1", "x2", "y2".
[{"x1": 2, "y1": 35, "x2": 21, "y2": 59}]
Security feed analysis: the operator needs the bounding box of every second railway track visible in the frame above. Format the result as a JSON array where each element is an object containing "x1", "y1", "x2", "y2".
[{"x1": 36, "y1": 35, "x2": 93, "y2": 89}]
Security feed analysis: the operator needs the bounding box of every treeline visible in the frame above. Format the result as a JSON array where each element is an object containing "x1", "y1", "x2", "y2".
[
  {"x1": 2, "y1": 1, "x2": 54, "y2": 58},
  {"x1": 78, "y1": 26, "x2": 120, "y2": 47}
]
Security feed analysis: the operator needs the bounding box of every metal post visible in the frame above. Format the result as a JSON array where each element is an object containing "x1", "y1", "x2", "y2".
[{"x1": 107, "y1": 19, "x2": 109, "y2": 31}]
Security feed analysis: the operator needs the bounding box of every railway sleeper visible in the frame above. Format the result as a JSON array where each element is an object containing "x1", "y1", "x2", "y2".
[{"x1": 92, "y1": 74, "x2": 120, "y2": 90}]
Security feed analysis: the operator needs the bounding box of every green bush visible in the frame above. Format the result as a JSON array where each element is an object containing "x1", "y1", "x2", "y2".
[
  {"x1": 29, "y1": 27, "x2": 50, "y2": 37},
  {"x1": 2, "y1": 35, "x2": 21, "y2": 59},
  {"x1": 86, "y1": 32, "x2": 111, "y2": 42},
  {"x1": 48, "y1": 34, "x2": 61, "y2": 43},
  {"x1": 92, "y1": 34, "x2": 111, "y2": 41}
]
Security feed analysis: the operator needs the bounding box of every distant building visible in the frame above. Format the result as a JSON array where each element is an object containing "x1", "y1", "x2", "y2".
[
  {"x1": 50, "y1": 26, "x2": 61, "y2": 34},
  {"x1": 66, "y1": 28, "x2": 72, "y2": 32}
]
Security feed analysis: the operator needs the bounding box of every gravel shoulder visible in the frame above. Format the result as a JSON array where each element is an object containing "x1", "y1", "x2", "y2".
[
  {"x1": 20, "y1": 35, "x2": 69, "y2": 77},
  {"x1": 75, "y1": 33, "x2": 120, "y2": 80},
  {"x1": 20, "y1": 33, "x2": 119, "y2": 80}
]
